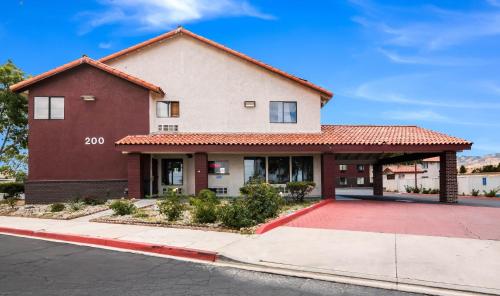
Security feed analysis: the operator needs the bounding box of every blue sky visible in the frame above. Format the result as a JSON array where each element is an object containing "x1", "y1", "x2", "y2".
[{"x1": 2, "y1": 0, "x2": 499, "y2": 156}]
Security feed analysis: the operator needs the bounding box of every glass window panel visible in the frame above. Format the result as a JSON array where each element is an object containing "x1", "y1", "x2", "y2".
[
  {"x1": 156, "y1": 101, "x2": 170, "y2": 118},
  {"x1": 50, "y1": 97, "x2": 64, "y2": 119},
  {"x1": 244, "y1": 157, "x2": 266, "y2": 183},
  {"x1": 357, "y1": 164, "x2": 365, "y2": 172},
  {"x1": 357, "y1": 177, "x2": 365, "y2": 185},
  {"x1": 292, "y1": 156, "x2": 314, "y2": 182},
  {"x1": 170, "y1": 101, "x2": 179, "y2": 117},
  {"x1": 162, "y1": 159, "x2": 183, "y2": 185},
  {"x1": 208, "y1": 160, "x2": 229, "y2": 174},
  {"x1": 269, "y1": 101, "x2": 283, "y2": 123},
  {"x1": 268, "y1": 157, "x2": 290, "y2": 184},
  {"x1": 34, "y1": 97, "x2": 49, "y2": 119},
  {"x1": 283, "y1": 102, "x2": 297, "y2": 123}
]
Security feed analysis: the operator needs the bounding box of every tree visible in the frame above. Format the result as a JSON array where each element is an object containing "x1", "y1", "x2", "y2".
[
  {"x1": 0, "y1": 60, "x2": 28, "y2": 181},
  {"x1": 459, "y1": 165, "x2": 467, "y2": 174}
]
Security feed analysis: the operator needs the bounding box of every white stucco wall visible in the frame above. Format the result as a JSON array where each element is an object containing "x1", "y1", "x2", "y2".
[{"x1": 107, "y1": 35, "x2": 323, "y2": 134}]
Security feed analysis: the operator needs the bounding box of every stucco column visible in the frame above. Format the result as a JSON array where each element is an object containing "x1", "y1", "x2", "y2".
[
  {"x1": 127, "y1": 153, "x2": 143, "y2": 199},
  {"x1": 194, "y1": 152, "x2": 208, "y2": 194},
  {"x1": 439, "y1": 151, "x2": 458, "y2": 203},
  {"x1": 321, "y1": 153, "x2": 336, "y2": 199},
  {"x1": 373, "y1": 164, "x2": 383, "y2": 196}
]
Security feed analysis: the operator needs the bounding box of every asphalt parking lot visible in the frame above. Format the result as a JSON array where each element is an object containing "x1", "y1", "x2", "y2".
[{"x1": 0, "y1": 234, "x2": 423, "y2": 296}]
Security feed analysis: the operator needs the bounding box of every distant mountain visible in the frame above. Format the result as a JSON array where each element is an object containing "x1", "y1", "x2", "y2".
[{"x1": 457, "y1": 153, "x2": 500, "y2": 170}]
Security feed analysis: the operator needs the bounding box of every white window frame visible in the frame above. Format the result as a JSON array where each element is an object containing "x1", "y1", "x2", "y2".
[
  {"x1": 156, "y1": 101, "x2": 179, "y2": 118},
  {"x1": 34, "y1": 96, "x2": 64, "y2": 120},
  {"x1": 357, "y1": 177, "x2": 365, "y2": 185}
]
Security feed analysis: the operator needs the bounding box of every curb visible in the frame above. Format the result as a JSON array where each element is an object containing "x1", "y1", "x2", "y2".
[
  {"x1": 0, "y1": 226, "x2": 218, "y2": 262},
  {"x1": 255, "y1": 199, "x2": 333, "y2": 234}
]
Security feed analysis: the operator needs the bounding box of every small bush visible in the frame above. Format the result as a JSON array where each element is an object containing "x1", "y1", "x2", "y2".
[
  {"x1": 483, "y1": 189, "x2": 499, "y2": 198},
  {"x1": 197, "y1": 189, "x2": 218, "y2": 203},
  {"x1": 158, "y1": 193, "x2": 184, "y2": 221},
  {"x1": 286, "y1": 181, "x2": 316, "y2": 202},
  {"x1": 83, "y1": 197, "x2": 105, "y2": 206},
  {"x1": 190, "y1": 189, "x2": 220, "y2": 224},
  {"x1": 421, "y1": 187, "x2": 431, "y2": 194},
  {"x1": 6, "y1": 197, "x2": 18, "y2": 209},
  {"x1": 50, "y1": 203, "x2": 65, "y2": 212},
  {"x1": 217, "y1": 199, "x2": 254, "y2": 229},
  {"x1": 404, "y1": 186, "x2": 413, "y2": 193},
  {"x1": 240, "y1": 181, "x2": 284, "y2": 223},
  {"x1": 109, "y1": 200, "x2": 136, "y2": 216},
  {"x1": 68, "y1": 200, "x2": 85, "y2": 211},
  {"x1": 133, "y1": 209, "x2": 149, "y2": 218},
  {"x1": 0, "y1": 182, "x2": 24, "y2": 198},
  {"x1": 412, "y1": 186, "x2": 421, "y2": 194},
  {"x1": 430, "y1": 189, "x2": 439, "y2": 194},
  {"x1": 471, "y1": 189, "x2": 480, "y2": 196}
]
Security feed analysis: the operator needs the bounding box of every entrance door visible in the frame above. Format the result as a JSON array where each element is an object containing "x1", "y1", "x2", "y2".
[{"x1": 152, "y1": 158, "x2": 159, "y2": 195}]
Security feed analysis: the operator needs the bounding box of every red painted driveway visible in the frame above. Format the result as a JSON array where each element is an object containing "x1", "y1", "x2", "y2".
[{"x1": 285, "y1": 200, "x2": 500, "y2": 240}]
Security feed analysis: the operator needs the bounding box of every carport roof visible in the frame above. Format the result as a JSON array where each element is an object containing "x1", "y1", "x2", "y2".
[{"x1": 116, "y1": 125, "x2": 471, "y2": 147}]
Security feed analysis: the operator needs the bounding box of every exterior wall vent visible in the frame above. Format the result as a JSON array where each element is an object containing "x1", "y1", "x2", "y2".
[{"x1": 244, "y1": 100, "x2": 256, "y2": 108}]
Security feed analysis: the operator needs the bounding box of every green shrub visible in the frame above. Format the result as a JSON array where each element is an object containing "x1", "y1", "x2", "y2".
[
  {"x1": 6, "y1": 197, "x2": 18, "y2": 209},
  {"x1": 430, "y1": 189, "x2": 439, "y2": 194},
  {"x1": 483, "y1": 189, "x2": 499, "y2": 198},
  {"x1": 471, "y1": 189, "x2": 480, "y2": 196},
  {"x1": 286, "y1": 181, "x2": 315, "y2": 202},
  {"x1": 412, "y1": 186, "x2": 421, "y2": 194},
  {"x1": 133, "y1": 209, "x2": 149, "y2": 218},
  {"x1": 240, "y1": 181, "x2": 283, "y2": 223},
  {"x1": 421, "y1": 187, "x2": 431, "y2": 194},
  {"x1": 190, "y1": 189, "x2": 220, "y2": 224},
  {"x1": 83, "y1": 197, "x2": 105, "y2": 206},
  {"x1": 109, "y1": 200, "x2": 136, "y2": 216},
  {"x1": 158, "y1": 194, "x2": 184, "y2": 221},
  {"x1": 0, "y1": 182, "x2": 24, "y2": 197},
  {"x1": 190, "y1": 198, "x2": 218, "y2": 224},
  {"x1": 50, "y1": 203, "x2": 65, "y2": 212},
  {"x1": 404, "y1": 186, "x2": 413, "y2": 193},
  {"x1": 68, "y1": 200, "x2": 85, "y2": 211},
  {"x1": 197, "y1": 189, "x2": 218, "y2": 203},
  {"x1": 217, "y1": 198, "x2": 254, "y2": 229}
]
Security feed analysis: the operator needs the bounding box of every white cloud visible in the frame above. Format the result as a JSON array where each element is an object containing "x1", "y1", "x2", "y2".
[
  {"x1": 487, "y1": 0, "x2": 500, "y2": 7},
  {"x1": 98, "y1": 42, "x2": 113, "y2": 49},
  {"x1": 351, "y1": 3, "x2": 500, "y2": 51},
  {"x1": 377, "y1": 48, "x2": 484, "y2": 66},
  {"x1": 346, "y1": 74, "x2": 500, "y2": 109},
  {"x1": 78, "y1": 0, "x2": 274, "y2": 35},
  {"x1": 383, "y1": 110, "x2": 500, "y2": 127}
]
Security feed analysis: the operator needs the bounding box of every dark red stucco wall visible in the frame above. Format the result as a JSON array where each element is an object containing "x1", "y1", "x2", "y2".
[{"x1": 27, "y1": 64, "x2": 150, "y2": 181}]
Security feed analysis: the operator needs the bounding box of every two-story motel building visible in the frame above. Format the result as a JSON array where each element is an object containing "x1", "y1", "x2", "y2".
[{"x1": 11, "y1": 27, "x2": 471, "y2": 203}]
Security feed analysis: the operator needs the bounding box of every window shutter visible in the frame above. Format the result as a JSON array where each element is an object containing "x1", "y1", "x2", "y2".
[{"x1": 171, "y1": 101, "x2": 179, "y2": 117}]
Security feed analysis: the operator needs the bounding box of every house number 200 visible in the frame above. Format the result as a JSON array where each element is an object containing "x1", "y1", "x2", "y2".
[{"x1": 85, "y1": 137, "x2": 105, "y2": 145}]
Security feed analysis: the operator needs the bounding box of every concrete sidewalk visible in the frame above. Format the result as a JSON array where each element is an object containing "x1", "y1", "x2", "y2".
[{"x1": 1, "y1": 216, "x2": 499, "y2": 295}]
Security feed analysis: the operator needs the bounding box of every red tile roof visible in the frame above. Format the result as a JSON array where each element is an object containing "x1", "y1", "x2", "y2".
[
  {"x1": 99, "y1": 27, "x2": 333, "y2": 99},
  {"x1": 116, "y1": 125, "x2": 472, "y2": 146},
  {"x1": 10, "y1": 56, "x2": 164, "y2": 95},
  {"x1": 384, "y1": 165, "x2": 425, "y2": 174}
]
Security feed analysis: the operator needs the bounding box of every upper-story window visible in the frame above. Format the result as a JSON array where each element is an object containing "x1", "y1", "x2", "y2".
[
  {"x1": 34, "y1": 97, "x2": 64, "y2": 120},
  {"x1": 357, "y1": 164, "x2": 365, "y2": 172},
  {"x1": 270, "y1": 101, "x2": 297, "y2": 123},
  {"x1": 339, "y1": 164, "x2": 347, "y2": 173},
  {"x1": 156, "y1": 101, "x2": 179, "y2": 118}
]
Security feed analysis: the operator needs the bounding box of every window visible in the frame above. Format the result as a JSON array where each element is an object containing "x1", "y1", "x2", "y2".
[
  {"x1": 339, "y1": 177, "x2": 347, "y2": 185},
  {"x1": 357, "y1": 164, "x2": 365, "y2": 172},
  {"x1": 158, "y1": 125, "x2": 178, "y2": 132},
  {"x1": 162, "y1": 159, "x2": 183, "y2": 185},
  {"x1": 387, "y1": 174, "x2": 395, "y2": 180},
  {"x1": 34, "y1": 96, "x2": 64, "y2": 119},
  {"x1": 156, "y1": 101, "x2": 179, "y2": 118},
  {"x1": 208, "y1": 161, "x2": 229, "y2": 174},
  {"x1": 209, "y1": 187, "x2": 228, "y2": 195},
  {"x1": 339, "y1": 164, "x2": 347, "y2": 173},
  {"x1": 357, "y1": 177, "x2": 365, "y2": 185},
  {"x1": 270, "y1": 101, "x2": 297, "y2": 123},
  {"x1": 268, "y1": 157, "x2": 290, "y2": 184},
  {"x1": 292, "y1": 156, "x2": 313, "y2": 182},
  {"x1": 244, "y1": 157, "x2": 266, "y2": 183},
  {"x1": 422, "y1": 163, "x2": 428, "y2": 169}
]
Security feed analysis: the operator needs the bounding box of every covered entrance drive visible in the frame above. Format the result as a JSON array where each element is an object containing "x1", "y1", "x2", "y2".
[{"x1": 116, "y1": 125, "x2": 471, "y2": 202}]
